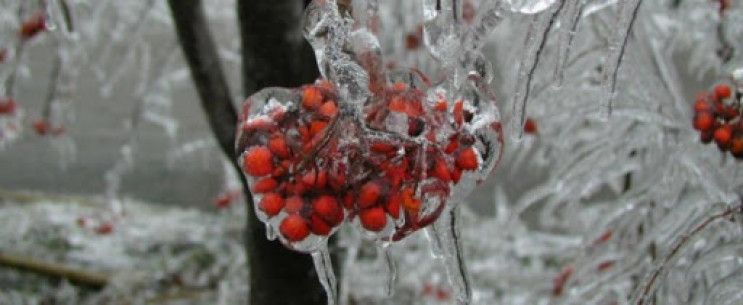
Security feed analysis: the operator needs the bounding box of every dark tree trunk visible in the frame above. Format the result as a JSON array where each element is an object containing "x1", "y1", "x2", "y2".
[
  {"x1": 237, "y1": 1, "x2": 328, "y2": 305},
  {"x1": 169, "y1": 0, "x2": 328, "y2": 304}
]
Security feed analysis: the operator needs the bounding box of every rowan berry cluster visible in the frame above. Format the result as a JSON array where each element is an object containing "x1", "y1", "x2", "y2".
[
  {"x1": 236, "y1": 76, "x2": 501, "y2": 249},
  {"x1": 692, "y1": 84, "x2": 743, "y2": 159}
]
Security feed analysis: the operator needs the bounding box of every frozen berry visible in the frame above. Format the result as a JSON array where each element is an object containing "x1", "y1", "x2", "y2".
[
  {"x1": 20, "y1": 12, "x2": 46, "y2": 40},
  {"x1": 524, "y1": 118, "x2": 538, "y2": 134},
  {"x1": 456, "y1": 148, "x2": 479, "y2": 170},
  {"x1": 309, "y1": 214, "x2": 332, "y2": 235},
  {"x1": 313, "y1": 195, "x2": 340, "y2": 223},
  {"x1": 0, "y1": 98, "x2": 17, "y2": 115},
  {"x1": 243, "y1": 146, "x2": 274, "y2": 177},
  {"x1": 731, "y1": 138, "x2": 743, "y2": 159},
  {"x1": 358, "y1": 181, "x2": 382, "y2": 209},
  {"x1": 214, "y1": 193, "x2": 233, "y2": 209},
  {"x1": 302, "y1": 87, "x2": 323, "y2": 110},
  {"x1": 693, "y1": 112, "x2": 714, "y2": 131},
  {"x1": 32, "y1": 119, "x2": 51, "y2": 136},
  {"x1": 714, "y1": 85, "x2": 732, "y2": 100},
  {"x1": 385, "y1": 192, "x2": 401, "y2": 219},
  {"x1": 96, "y1": 223, "x2": 114, "y2": 235},
  {"x1": 269, "y1": 134, "x2": 291, "y2": 159},
  {"x1": 318, "y1": 101, "x2": 338, "y2": 117},
  {"x1": 714, "y1": 125, "x2": 732, "y2": 148},
  {"x1": 285, "y1": 196, "x2": 304, "y2": 214},
  {"x1": 360, "y1": 206, "x2": 387, "y2": 232},
  {"x1": 252, "y1": 177, "x2": 278, "y2": 193},
  {"x1": 259, "y1": 193, "x2": 284, "y2": 217},
  {"x1": 280, "y1": 215, "x2": 310, "y2": 242}
]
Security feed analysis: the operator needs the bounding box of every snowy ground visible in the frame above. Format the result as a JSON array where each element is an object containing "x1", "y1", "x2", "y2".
[{"x1": 0, "y1": 190, "x2": 561, "y2": 305}]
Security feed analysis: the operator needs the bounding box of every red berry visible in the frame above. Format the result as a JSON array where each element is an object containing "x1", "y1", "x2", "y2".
[
  {"x1": 309, "y1": 214, "x2": 332, "y2": 235},
  {"x1": 400, "y1": 187, "x2": 421, "y2": 213},
  {"x1": 456, "y1": 148, "x2": 479, "y2": 170},
  {"x1": 302, "y1": 87, "x2": 323, "y2": 110},
  {"x1": 693, "y1": 112, "x2": 715, "y2": 131},
  {"x1": 524, "y1": 118, "x2": 538, "y2": 134},
  {"x1": 214, "y1": 193, "x2": 233, "y2": 209},
  {"x1": 309, "y1": 120, "x2": 328, "y2": 137},
  {"x1": 312, "y1": 195, "x2": 340, "y2": 223},
  {"x1": 20, "y1": 12, "x2": 46, "y2": 40},
  {"x1": 730, "y1": 138, "x2": 743, "y2": 159},
  {"x1": 302, "y1": 170, "x2": 328, "y2": 188},
  {"x1": 714, "y1": 85, "x2": 732, "y2": 100},
  {"x1": 259, "y1": 193, "x2": 284, "y2": 217},
  {"x1": 0, "y1": 98, "x2": 17, "y2": 115},
  {"x1": 358, "y1": 181, "x2": 382, "y2": 209},
  {"x1": 269, "y1": 134, "x2": 291, "y2": 159},
  {"x1": 405, "y1": 33, "x2": 420, "y2": 50},
  {"x1": 32, "y1": 119, "x2": 51, "y2": 136},
  {"x1": 242, "y1": 146, "x2": 274, "y2": 177},
  {"x1": 285, "y1": 196, "x2": 304, "y2": 214},
  {"x1": 370, "y1": 142, "x2": 397, "y2": 154},
  {"x1": 318, "y1": 101, "x2": 338, "y2": 117},
  {"x1": 694, "y1": 100, "x2": 711, "y2": 113},
  {"x1": 96, "y1": 223, "x2": 114, "y2": 235},
  {"x1": 431, "y1": 159, "x2": 451, "y2": 182},
  {"x1": 700, "y1": 130, "x2": 714, "y2": 144},
  {"x1": 252, "y1": 177, "x2": 278, "y2": 193},
  {"x1": 385, "y1": 192, "x2": 401, "y2": 219},
  {"x1": 453, "y1": 100, "x2": 464, "y2": 126},
  {"x1": 280, "y1": 215, "x2": 310, "y2": 242},
  {"x1": 360, "y1": 206, "x2": 387, "y2": 232},
  {"x1": 714, "y1": 125, "x2": 733, "y2": 148}
]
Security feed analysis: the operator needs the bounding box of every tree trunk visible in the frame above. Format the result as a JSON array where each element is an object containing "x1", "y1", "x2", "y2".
[
  {"x1": 238, "y1": 1, "x2": 328, "y2": 305},
  {"x1": 169, "y1": 0, "x2": 328, "y2": 304}
]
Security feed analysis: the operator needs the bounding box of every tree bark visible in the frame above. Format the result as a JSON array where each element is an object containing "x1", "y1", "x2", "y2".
[
  {"x1": 169, "y1": 1, "x2": 327, "y2": 304},
  {"x1": 238, "y1": 1, "x2": 328, "y2": 305}
]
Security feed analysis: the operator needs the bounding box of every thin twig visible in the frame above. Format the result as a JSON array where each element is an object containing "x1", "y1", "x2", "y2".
[
  {"x1": 634, "y1": 202, "x2": 742, "y2": 305},
  {"x1": 0, "y1": 251, "x2": 109, "y2": 288}
]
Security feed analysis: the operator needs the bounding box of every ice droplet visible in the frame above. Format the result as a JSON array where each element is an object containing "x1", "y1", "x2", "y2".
[
  {"x1": 598, "y1": 0, "x2": 643, "y2": 120},
  {"x1": 511, "y1": 4, "x2": 561, "y2": 141},
  {"x1": 312, "y1": 245, "x2": 338, "y2": 305},
  {"x1": 431, "y1": 207, "x2": 472, "y2": 305}
]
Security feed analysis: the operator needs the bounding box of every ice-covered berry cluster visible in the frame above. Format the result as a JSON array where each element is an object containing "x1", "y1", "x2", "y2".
[
  {"x1": 236, "y1": 71, "x2": 502, "y2": 251},
  {"x1": 693, "y1": 84, "x2": 743, "y2": 159}
]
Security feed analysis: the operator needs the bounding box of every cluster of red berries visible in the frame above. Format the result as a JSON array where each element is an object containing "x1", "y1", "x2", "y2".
[
  {"x1": 236, "y1": 78, "x2": 501, "y2": 248},
  {"x1": 692, "y1": 84, "x2": 743, "y2": 159}
]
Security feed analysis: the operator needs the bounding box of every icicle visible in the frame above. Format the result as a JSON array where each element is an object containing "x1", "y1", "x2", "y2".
[
  {"x1": 598, "y1": 0, "x2": 643, "y2": 120},
  {"x1": 463, "y1": 1, "x2": 508, "y2": 52},
  {"x1": 265, "y1": 223, "x2": 277, "y2": 240},
  {"x1": 311, "y1": 245, "x2": 338, "y2": 305},
  {"x1": 552, "y1": 0, "x2": 585, "y2": 88},
  {"x1": 376, "y1": 243, "x2": 397, "y2": 297},
  {"x1": 431, "y1": 207, "x2": 472, "y2": 305},
  {"x1": 510, "y1": 3, "x2": 562, "y2": 141},
  {"x1": 425, "y1": 223, "x2": 445, "y2": 258}
]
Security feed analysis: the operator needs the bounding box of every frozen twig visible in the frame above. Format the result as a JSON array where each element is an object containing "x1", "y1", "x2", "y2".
[
  {"x1": 632, "y1": 201, "x2": 743, "y2": 305},
  {"x1": 0, "y1": 251, "x2": 109, "y2": 288}
]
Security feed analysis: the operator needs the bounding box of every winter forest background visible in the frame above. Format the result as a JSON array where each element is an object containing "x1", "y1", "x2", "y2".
[{"x1": 1, "y1": 0, "x2": 743, "y2": 304}]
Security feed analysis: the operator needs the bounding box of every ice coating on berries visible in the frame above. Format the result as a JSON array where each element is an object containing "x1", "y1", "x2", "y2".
[
  {"x1": 236, "y1": 75, "x2": 503, "y2": 249},
  {"x1": 691, "y1": 84, "x2": 743, "y2": 161}
]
